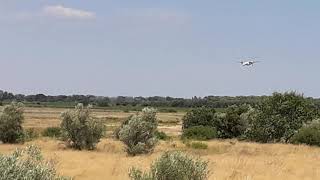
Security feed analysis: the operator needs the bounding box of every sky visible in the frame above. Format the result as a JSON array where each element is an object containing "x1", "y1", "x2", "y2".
[{"x1": 1, "y1": 1, "x2": 320, "y2": 98}]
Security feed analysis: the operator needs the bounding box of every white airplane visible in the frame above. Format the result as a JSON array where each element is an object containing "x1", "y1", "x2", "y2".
[{"x1": 238, "y1": 58, "x2": 260, "y2": 66}]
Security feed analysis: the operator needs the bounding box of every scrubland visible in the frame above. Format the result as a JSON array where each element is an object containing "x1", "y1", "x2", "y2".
[{"x1": 1, "y1": 107, "x2": 320, "y2": 180}]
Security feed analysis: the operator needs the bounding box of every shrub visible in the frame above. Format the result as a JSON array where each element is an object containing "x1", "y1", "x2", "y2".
[
  {"x1": 155, "y1": 131, "x2": 169, "y2": 140},
  {"x1": 182, "y1": 126, "x2": 217, "y2": 140},
  {"x1": 246, "y1": 92, "x2": 318, "y2": 143},
  {"x1": 0, "y1": 102, "x2": 24, "y2": 143},
  {"x1": 113, "y1": 115, "x2": 132, "y2": 139},
  {"x1": 182, "y1": 108, "x2": 216, "y2": 130},
  {"x1": 290, "y1": 120, "x2": 320, "y2": 146},
  {"x1": 42, "y1": 127, "x2": 62, "y2": 138},
  {"x1": 129, "y1": 151, "x2": 209, "y2": 180},
  {"x1": 24, "y1": 128, "x2": 40, "y2": 142},
  {"x1": 60, "y1": 104, "x2": 106, "y2": 150},
  {"x1": 119, "y1": 107, "x2": 158, "y2": 156},
  {"x1": 186, "y1": 141, "x2": 208, "y2": 150},
  {"x1": 0, "y1": 145, "x2": 69, "y2": 180},
  {"x1": 113, "y1": 127, "x2": 121, "y2": 139},
  {"x1": 213, "y1": 105, "x2": 249, "y2": 139}
]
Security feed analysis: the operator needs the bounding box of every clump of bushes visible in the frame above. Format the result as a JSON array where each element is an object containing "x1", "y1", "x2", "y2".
[
  {"x1": 60, "y1": 104, "x2": 106, "y2": 150},
  {"x1": 182, "y1": 108, "x2": 216, "y2": 130},
  {"x1": 182, "y1": 106, "x2": 250, "y2": 140},
  {"x1": 290, "y1": 120, "x2": 320, "y2": 146},
  {"x1": 245, "y1": 92, "x2": 318, "y2": 143},
  {"x1": 129, "y1": 151, "x2": 209, "y2": 180},
  {"x1": 42, "y1": 127, "x2": 62, "y2": 138},
  {"x1": 181, "y1": 92, "x2": 320, "y2": 146},
  {"x1": 0, "y1": 145, "x2": 69, "y2": 180},
  {"x1": 213, "y1": 105, "x2": 249, "y2": 139},
  {"x1": 0, "y1": 102, "x2": 24, "y2": 143},
  {"x1": 155, "y1": 130, "x2": 170, "y2": 140},
  {"x1": 182, "y1": 126, "x2": 217, "y2": 140},
  {"x1": 118, "y1": 107, "x2": 158, "y2": 156}
]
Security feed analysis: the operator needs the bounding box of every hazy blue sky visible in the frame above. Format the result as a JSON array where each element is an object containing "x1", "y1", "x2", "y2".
[{"x1": 1, "y1": 1, "x2": 320, "y2": 97}]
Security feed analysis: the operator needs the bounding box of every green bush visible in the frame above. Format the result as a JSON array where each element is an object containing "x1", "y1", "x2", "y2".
[
  {"x1": 129, "y1": 151, "x2": 209, "y2": 180},
  {"x1": 42, "y1": 127, "x2": 62, "y2": 138},
  {"x1": 155, "y1": 131, "x2": 169, "y2": 140},
  {"x1": 119, "y1": 107, "x2": 158, "y2": 156},
  {"x1": 182, "y1": 126, "x2": 217, "y2": 140},
  {"x1": 0, "y1": 102, "x2": 24, "y2": 143},
  {"x1": 291, "y1": 120, "x2": 320, "y2": 146},
  {"x1": 213, "y1": 105, "x2": 249, "y2": 139},
  {"x1": 24, "y1": 128, "x2": 40, "y2": 142},
  {"x1": 0, "y1": 145, "x2": 69, "y2": 180},
  {"x1": 113, "y1": 115, "x2": 132, "y2": 139},
  {"x1": 60, "y1": 104, "x2": 106, "y2": 150},
  {"x1": 182, "y1": 108, "x2": 216, "y2": 130},
  {"x1": 245, "y1": 92, "x2": 318, "y2": 143}
]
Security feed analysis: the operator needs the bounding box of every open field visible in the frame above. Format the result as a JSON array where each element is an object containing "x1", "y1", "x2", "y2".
[
  {"x1": 18, "y1": 107, "x2": 185, "y2": 136},
  {"x1": 1, "y1": 107, "x2": 320, "y2": 180}
]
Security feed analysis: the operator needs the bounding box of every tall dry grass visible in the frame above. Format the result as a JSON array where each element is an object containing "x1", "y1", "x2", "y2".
[{"x1": 0, "y1": 138, "x2": 319, "y2": 180}]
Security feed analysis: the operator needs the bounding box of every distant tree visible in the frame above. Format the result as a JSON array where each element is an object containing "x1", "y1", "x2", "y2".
[
  {"x1": 14, "y1": 94, "x2": 25, "y2": 102},
  {"x1": 95, "y1": 97, "x2": 111, "y2": 107},
  {"x1": 0, "y1": 91, "x2": 14, "y2": 101},
  {"x1": 35, "y1": 94, "x2": 47, "y2": 102}
]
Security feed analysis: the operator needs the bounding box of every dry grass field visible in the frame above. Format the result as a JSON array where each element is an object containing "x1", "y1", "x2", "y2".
[
  {"x1": 21, "y1": 107, "x2": 184, "y2": 136},
  {"x1": 1, "y1": 139, "x2": 320, "y2": 180},
  {"x1": 1, "y1": 107, "x2": 320, "y2": 180}
]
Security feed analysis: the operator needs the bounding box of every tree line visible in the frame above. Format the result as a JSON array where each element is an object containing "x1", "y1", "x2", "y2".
[{"x1": 1, "y1": 89, "x2": 320, "y2": 108}]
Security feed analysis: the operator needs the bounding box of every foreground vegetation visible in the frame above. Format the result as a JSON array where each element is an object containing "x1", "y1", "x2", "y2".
[
  {"x1": 0, "y1": 145, "x2": 68, "y2": 180},
  {"x1": 0, "y1": 138, "x2": 320, "y2": 180},
  {"x1": 129, "y1": 151, "x2": 209, "y2": 180}
]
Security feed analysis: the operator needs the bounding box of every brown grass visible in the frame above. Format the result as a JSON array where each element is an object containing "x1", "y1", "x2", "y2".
[
  {"x1": 21, "y1": 107, "x2": 184, "y2": 136},
  {"x1": 1, "y1": 138, "x2": 320, "y2": 180}
]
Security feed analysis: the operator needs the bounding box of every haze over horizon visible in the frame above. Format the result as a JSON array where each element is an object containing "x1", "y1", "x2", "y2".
[{"x1": 1, "y1": 1, "x2": 320, "y2": 98}]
